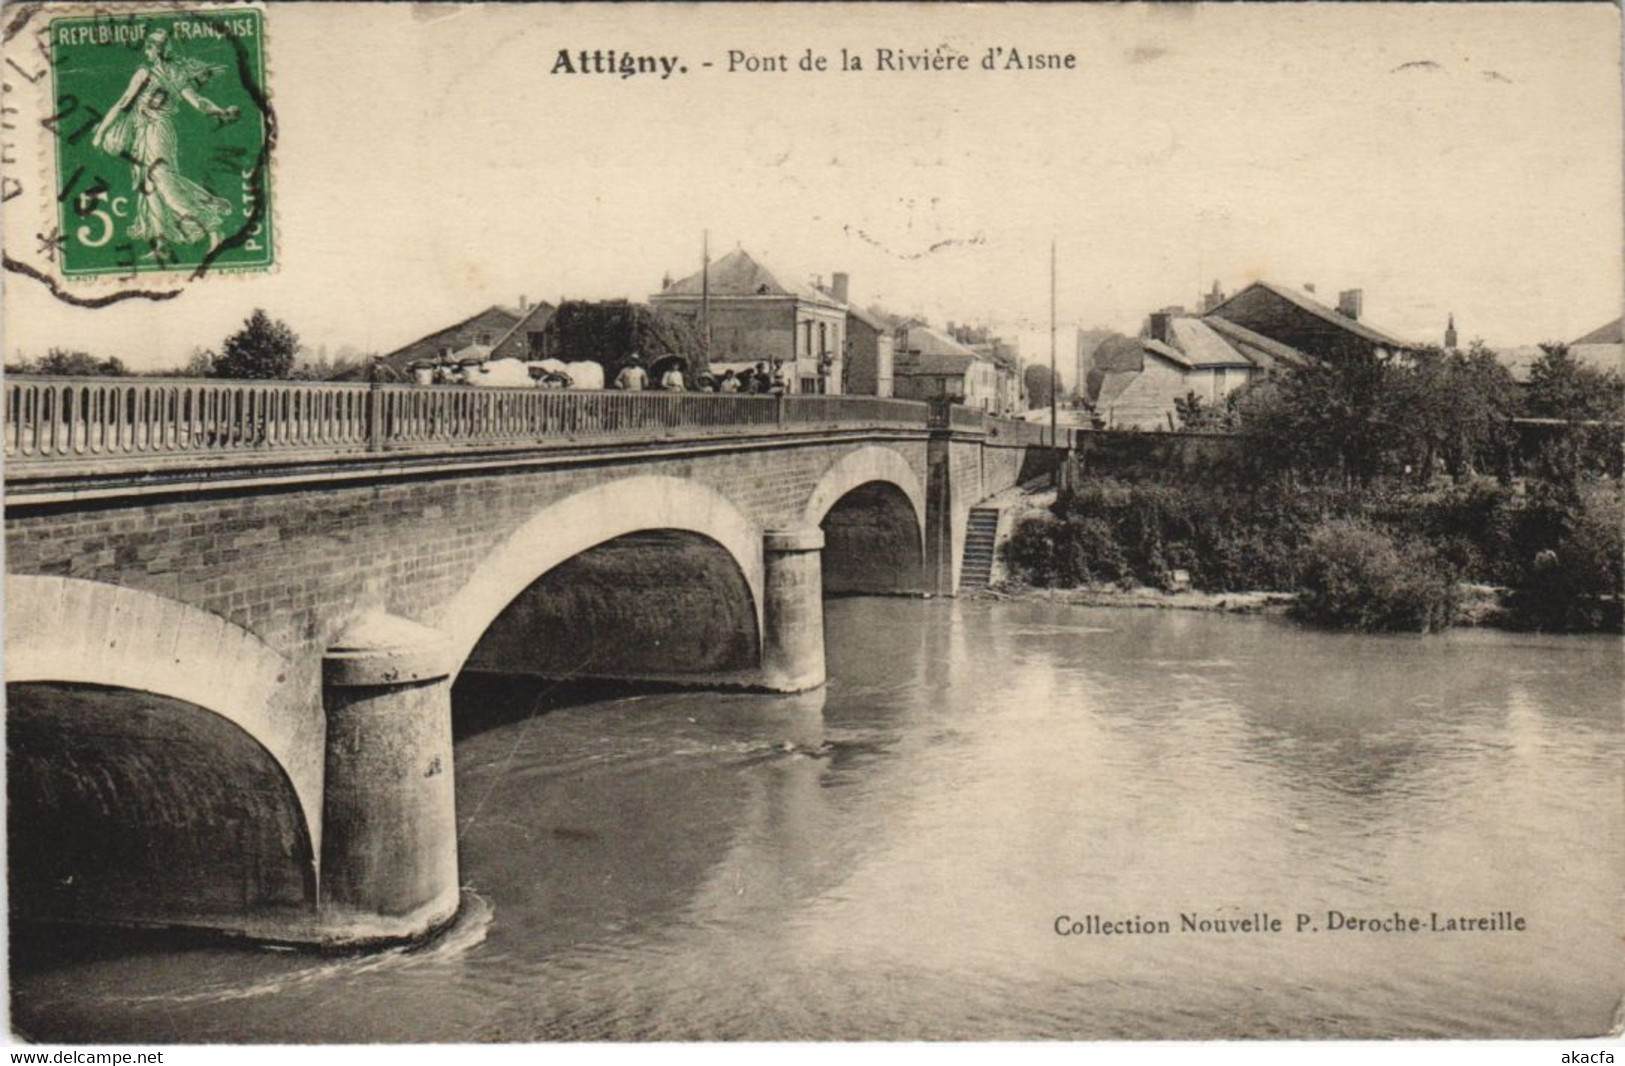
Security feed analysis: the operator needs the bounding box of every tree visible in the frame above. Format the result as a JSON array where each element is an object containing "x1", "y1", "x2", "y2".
[
  {"x1": 9, "y1": 348, "x2": 130, "y2": 376},
  {"x1": 292, "y1": 348, "x2": 365, "y2": 381},
  {"x1": 1393, "y1": 343, "x2": 1519, "y2": 482},
  {"x1": 1233, "y1": 343, "x2": 1405, "y2": 486},
  {"x1": 214, "y1": 310, "x2": 300, "y2": 380},
  {"x1": 1024, "y1": 364, "x2": 1062, "y2": 409},
  {"x1": 1525, "y1": 343, "x2": 1625, "y2": 423},
  {"x1": 1174, "y1": 391, "x2": 1233, "y2": 431},
  {"x1": 1521, "y1": 343, "x2": 1625, "y2": 483}
]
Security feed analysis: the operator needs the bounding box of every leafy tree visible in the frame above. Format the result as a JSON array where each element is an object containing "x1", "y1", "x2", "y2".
[
  {"x1": 214, "y1": 310, "x2": 300, "y2": 380},
  {"x1": 1393, "y1": 343, "x2": 1519, "y2": 482},
  {"x1": 292, "y1": 349, "x2": 366, "y2": 381},
  {"x1": 1023, "y1": 364, "x2": 1062, "y2": 409},
  {"x1": 1173, "y1": 390, "x2": 1237, "y2": 431},
  {"x1": 1525, "y1": 343, "x2": 1624, "y2": 423},
  {"x1": 8, "y1": 348, "x2": 130, "y2": 376},
  {"x1": 1234, "y1": 343, "x2": 1403, "y2": 486},
  {"x1": 1522, "y1": 343, "x2": 1625, "y2": 484}
]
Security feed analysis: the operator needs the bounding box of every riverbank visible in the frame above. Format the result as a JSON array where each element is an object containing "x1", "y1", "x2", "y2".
[
  {"x1": 965, "y1": 583, "x2": 1294, "y2": 615},
  {"x1": 993, "y1": 475, "x2": 1621, "y2": 633},
  {"x1": 965, "y1": 579, "x2": 1520, "y2": 625}
]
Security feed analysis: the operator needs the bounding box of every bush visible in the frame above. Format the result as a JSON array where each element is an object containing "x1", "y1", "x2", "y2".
[
  {"x1": 1509, "y1": 481, "x2": 1624, "y2": 631},
  {"x1": 1004, "y1": 514, "x2": 1130, "y2": 587},
  {"x1": 1292, "y1": 520, "x2": 1459, "y2": 632}
]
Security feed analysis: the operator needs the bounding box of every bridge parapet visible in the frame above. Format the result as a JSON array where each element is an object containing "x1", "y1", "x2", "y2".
[
  {"x1": 6, "y1": 376, "x2": 1024, "y2": 473},
  {"x1": 4, "y1": 376, "x2": 1070, "y2": 479}
]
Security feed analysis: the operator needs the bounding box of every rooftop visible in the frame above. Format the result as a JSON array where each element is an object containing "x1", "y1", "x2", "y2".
[
  {"x1": 1206, "y1": 280, "x2": 1414, "y2": 351},
  {"x1": 654, "y1": 248, "x2": 843, "y2": 309}
]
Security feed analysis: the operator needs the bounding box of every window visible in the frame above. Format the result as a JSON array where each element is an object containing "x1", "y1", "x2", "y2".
[
  {"x1": 475, "y1": 331, "x2": 492, "y2": 346},
  {"x1": 800, "y1": 376, "x2": 823, "y2": 394},
  {"x1": 527, "y1": 331, "x2": 546, "y2": 357},
  {"x1": 818, "y1": 322, "x2": 828, "y2": 356}
]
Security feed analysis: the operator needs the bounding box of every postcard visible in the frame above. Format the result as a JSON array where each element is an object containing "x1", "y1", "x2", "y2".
[{"x1": 3, "y1": 0, "x2": 1621, "y2": 1050}]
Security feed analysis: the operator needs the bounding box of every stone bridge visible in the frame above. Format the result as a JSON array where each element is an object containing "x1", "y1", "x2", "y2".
[{"x1": 3, "y1": 379, "x2": 1066, "y2": 947}]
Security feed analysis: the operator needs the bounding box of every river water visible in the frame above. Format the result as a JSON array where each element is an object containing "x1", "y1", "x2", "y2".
[{"x1": 9, "y1": 598, "x2": 1623, "y2": 1041}]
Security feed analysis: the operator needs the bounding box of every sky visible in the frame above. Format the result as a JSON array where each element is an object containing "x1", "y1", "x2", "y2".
[{"x1": 4, "y1": 2, "x2": 1622, "y2": 385}]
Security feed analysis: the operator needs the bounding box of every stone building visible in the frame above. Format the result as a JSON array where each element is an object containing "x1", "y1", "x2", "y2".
[
  {"x1": 893, "y1": 325, "x2": 998, "y2": 410},
  {"x1": 844, "y1": 303, "x2": 894, "y2": 397},
  {"x1": 1203, "y1": 281, "x2": 1415, "y2": 359},
  {"x1": 375, "y1": 300, "x2": 534, "y2": 376},
  {"x1": 651, "y1": 248, "x2": 846, "y2": 394}
]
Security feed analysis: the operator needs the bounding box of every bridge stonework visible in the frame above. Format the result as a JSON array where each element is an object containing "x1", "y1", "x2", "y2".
[{"x1": 5, "y1": 404, "x2": 1049, "y2": 948}]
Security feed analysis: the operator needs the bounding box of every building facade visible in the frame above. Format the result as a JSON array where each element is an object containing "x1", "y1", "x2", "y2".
[
  {"x1": 651, "y1": 249, "x2": 845, "y2": 394},
  {"x1": 845, "y1": 304, "x2": 895, "y2": 397}
]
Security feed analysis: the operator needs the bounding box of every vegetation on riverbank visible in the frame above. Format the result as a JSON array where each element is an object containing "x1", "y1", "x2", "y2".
[{"x1": 1004, "y1": 343, "x2": 1623, "y2": 633}]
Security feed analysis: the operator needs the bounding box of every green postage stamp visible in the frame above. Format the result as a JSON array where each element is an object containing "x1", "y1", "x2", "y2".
[{"x1": 46, "y1": 7, "x2": 273, "y2": 279}]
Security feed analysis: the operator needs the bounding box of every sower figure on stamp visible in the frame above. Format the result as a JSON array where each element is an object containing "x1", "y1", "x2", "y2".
[{"x1": 92, "y1": 29, "x2": 241, "y2": 261}]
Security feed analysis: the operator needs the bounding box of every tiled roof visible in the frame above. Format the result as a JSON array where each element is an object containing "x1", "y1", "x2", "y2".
[
  {"x1": 656, "y1": 248, "x2": 842, "y2": 308},
  {"x1": 1209, "y1": 281, "x2": 1414, "y2": 350},
  {"x1": 382, "y1": 304, "x2": 522, "y2": 360},
  {"x1": 846, "y1": 303, "x2": 890, "y2": 331},
  {"x1": 1573, "y1": 318, "x2": 1622, "y2": 345},
  {"x1": 1142, "y1": 338, "x2": 1193, "y2": 370},
  {"x1": 899, "y1": 324, "x2": 979, "y2": 359},
  {"x1": 1166, "y1": 317, "x2": 1256, "y2": 368},
  {"x1": 896, "y1": 325, "x2": 986, "y2": 376},
  {"x1": 896, "y1": 351, "x2": 979, "y2": 376},
  {"x1": 1201, "y1": 316, "x2": 1311, "y2": 368}
]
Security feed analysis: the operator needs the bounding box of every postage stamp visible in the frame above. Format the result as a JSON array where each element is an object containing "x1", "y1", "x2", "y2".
[{"x1": 44, "y1": 6, "x2": 273, "y2": 280}]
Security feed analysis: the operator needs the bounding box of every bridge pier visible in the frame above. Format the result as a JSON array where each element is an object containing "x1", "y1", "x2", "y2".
[
  {"x1": 925, "y1": 421, "x2": 957, "y2": 595},
  {"x1": 320, "y1": 612, "x2": 461, "y2": 946},
  {"x1": 760, "y1": 526, "x2": 827, "y2": 693}
]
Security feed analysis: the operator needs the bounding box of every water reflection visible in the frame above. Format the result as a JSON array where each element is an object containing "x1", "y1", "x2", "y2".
[{"x1": 9, "y1": 599, "x2": 1621, "y2": 1041}]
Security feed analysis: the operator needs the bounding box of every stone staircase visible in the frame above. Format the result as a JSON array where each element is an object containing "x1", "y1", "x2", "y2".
[{"x1": 959, "y1": 506, "x2": 1002, "y2": 590}]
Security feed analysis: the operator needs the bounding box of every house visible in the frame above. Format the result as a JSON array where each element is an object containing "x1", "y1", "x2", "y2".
[
  {"x1": 988, "y1": 345, "x2": 1023, "y2": 416},
  {"x1": 488, "y1": 301, "x2": 559, "y2": 362},
  {"x1": 1499, "y1": 318, "x2": 1624, "y2": 384},
  {"x1": 893, "y1": 324, "x2": 998, "y2": 410},
  {"x1": 371, "y1": 299, "x2": 533, "y2": 377},
  {"x1": 1096, "y1": 313, "x2": 1302, "y2": 430},
  {"x1": 1569, "y1": 317, "x2": 1624, "y2": 377},
  {"x1": 844, "y1": 303, "x2": 894, "y2": 397},
  {"x1": 651, "y1": 248, "x2": 845, "y2": 394},
  {"x1": 1204, "y1": 281, "x2": 1416, "y2": 359}
]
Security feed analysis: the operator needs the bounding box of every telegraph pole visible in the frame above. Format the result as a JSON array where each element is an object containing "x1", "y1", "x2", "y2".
[
  {"x1": 1049, "y1": 239, "x2": 1058, "y2": 451},
  {"x1": 701, "y1": 230, "x2": 712, "y2": 360}
]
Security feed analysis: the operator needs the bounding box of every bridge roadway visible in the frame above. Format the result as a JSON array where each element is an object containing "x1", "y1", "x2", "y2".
[{"x1": 3, "y1": 377, "x2": 1068, "y2": 947}]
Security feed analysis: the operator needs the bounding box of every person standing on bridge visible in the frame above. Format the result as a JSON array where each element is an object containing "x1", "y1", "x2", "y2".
[
  {"x1": 614, "y1": 353, "x2": 648, "y2": 391},
  {"x1": 660, "y1": 365, "x2": 686, "y2": 391}
]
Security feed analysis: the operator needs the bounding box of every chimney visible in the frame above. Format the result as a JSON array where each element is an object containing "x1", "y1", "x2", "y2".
[
  {"x1": 1304, "y1": 282, "x2": 1317, "y2": 294},
  {"x1": 519, "y1": 294, "x2": 528, "y2": 311},
  {"x1": 1149, "y1": 312, "x2": 1173, "y2": 344},
  {"x1": 1337, "y1": 288, "x2": 1363, "y2": 320},
  {"x1": 831, "y1": 272, "x2": 850, "y2": 304}
]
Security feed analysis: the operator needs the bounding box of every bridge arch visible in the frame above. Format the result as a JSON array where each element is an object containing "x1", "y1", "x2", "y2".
[
  {"x1": 5, "y1": 576, "x2": 321, "y2": 925},
  {"x1": 802, "y1": 445, "x2": 927, "y2": 534},
  {"x1": 803, "y1": 446, "x2": 928, "y2": 595},
  {"x1": 436, "y1": 475, "x2": 765, "y2": 676}
]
